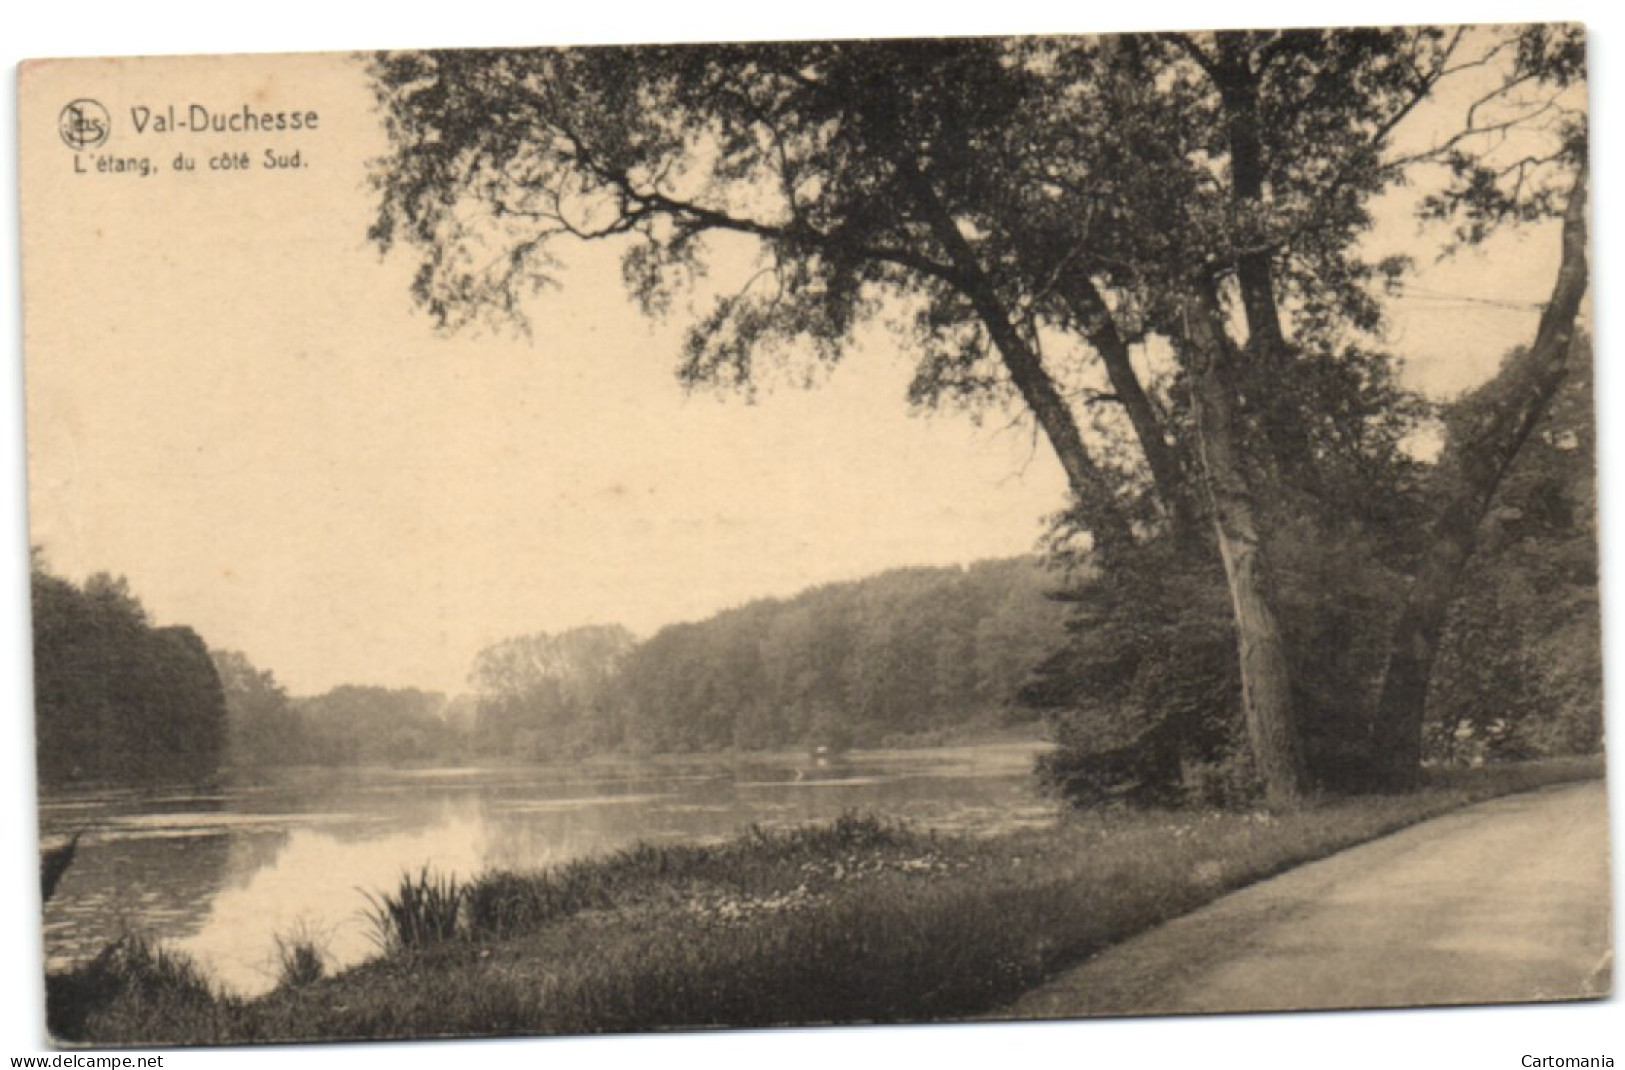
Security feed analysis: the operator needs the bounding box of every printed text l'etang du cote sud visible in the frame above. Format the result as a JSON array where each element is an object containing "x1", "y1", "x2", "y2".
[{"x1": 77, "y1": 102, "x2": 321, "y2": 177}]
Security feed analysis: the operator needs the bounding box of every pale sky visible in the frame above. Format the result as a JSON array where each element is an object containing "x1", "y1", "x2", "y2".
[{"x1": 16, "y1": 43, "x2": 1581, "y2": 697}]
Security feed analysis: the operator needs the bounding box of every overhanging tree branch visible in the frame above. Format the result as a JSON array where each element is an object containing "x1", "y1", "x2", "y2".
[{"x1": 892, "y1": 154, "x2": 1137, "y2": 556}]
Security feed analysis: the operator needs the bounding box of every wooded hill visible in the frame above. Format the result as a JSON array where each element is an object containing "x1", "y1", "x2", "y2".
[
  {"x1": 211, "y1": 556, "x2": 1066, "y2": 767},
  {"x1": 475, "y1": 556, "x2": 1067, "y2": 756}
]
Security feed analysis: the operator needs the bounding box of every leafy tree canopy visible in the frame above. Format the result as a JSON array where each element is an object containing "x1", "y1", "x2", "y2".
[{"x1": 368, "y1": 27, "x2": 1589, "y2": 804}]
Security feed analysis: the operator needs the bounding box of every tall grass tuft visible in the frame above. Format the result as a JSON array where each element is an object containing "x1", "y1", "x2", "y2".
[
  {"x1": 46, "y1": 934, "x2": 227, "y2": 1044},
  {"x1": 362, "y1": 867, "x2": 466, "y2": 952},
  {"x1": 272, "y1": 932, "x2": 328, "y2": 990}
]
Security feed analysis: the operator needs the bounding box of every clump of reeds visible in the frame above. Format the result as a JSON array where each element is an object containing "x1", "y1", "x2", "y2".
[
  {"x1": 362, "y1": 867, "x2": 466, "y2": 952},
  {"x1": 272, "y1": 928, "x2": 328, "y2": 989}
]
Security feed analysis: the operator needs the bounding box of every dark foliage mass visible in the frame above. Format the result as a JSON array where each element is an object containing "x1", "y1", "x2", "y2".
[
  {"x1": 1026, "y1": 338, "x2": 1601, "y2": 807},
  {"x1": 31, "y1": 560, "x2": 227, "y2": 786},
  {"x1": 1424, "y1": 341, "x2": 1601, "y2": 762},
  {"x1": 1025, "y1": 541, "x2": 1405, "y2": 807},
  {"x1": 1024, "y1": 553, "x2": 1246, "y2": 808}
]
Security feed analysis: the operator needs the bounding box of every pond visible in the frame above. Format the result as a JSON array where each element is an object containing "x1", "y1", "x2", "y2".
[{"x1": 39, "y1": 741, "x2": 1056, "y2": 995}]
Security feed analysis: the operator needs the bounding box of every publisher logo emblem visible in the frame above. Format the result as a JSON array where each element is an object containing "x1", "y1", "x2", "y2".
[{"x1": 59, "y1": 99, "x2": 110, "y2": 150}]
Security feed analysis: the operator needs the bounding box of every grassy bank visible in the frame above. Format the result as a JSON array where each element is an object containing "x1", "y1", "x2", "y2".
[{"x1": 48, "y1": 757, "x2": 1604, "y2": 1046}]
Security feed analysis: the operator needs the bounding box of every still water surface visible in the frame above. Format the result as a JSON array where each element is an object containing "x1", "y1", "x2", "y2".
[{"x1": 40, "y1": 742, "x2": 1055, "y2": 995}]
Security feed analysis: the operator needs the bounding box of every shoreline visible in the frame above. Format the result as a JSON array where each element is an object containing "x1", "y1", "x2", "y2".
[{"x1": 44, "y1": 755, "x2": 1606, "y2": 1046}]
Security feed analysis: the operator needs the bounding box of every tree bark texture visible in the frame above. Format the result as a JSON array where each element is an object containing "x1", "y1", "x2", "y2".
[{"x1": 1181, "y1": 280, "x2": 1310, "y2": 807}]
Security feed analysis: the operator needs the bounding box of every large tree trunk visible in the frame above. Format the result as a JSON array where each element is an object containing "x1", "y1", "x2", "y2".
[
  {"x1": 1182, "y1": 280, "x2": 1310, "y2": 807},
  {"x1": 1369, "y1": 165, "x2": 1589, "y2": 790},
  {"x1": 1210, "y1": 34, "x2": 1321, "y2": 496},
  {"x1": 1213, "y1": 35, "x2": 1288, "y2": 362}
]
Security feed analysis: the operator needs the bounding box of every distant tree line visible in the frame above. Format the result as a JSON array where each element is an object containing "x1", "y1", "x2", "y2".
[
  {"x1": 31, "y1": 557, "x2": 226, "y2": 786},
  {"x1": 210, "y1": 557, "x2": 1066, "y2": 769},
  {"x1": 211, "y1": 653, "x2": 469, "y2": 769},
  {"x1": 33, "y1": 488, "x2": 1599, "y2": 789},
  {"x1": 606, "y1": 559, "x2": 1066, "y2": 754},
  {"x1": 466, "y1": 625, "x2": 634, "y2": 757},
  {"x1": 296, "y1": 685, "x2": 461, "y2": 764}
]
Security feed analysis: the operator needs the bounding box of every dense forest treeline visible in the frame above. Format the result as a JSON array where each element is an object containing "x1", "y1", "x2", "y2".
[
  {"x1": 481, "y1": 557, "x2": 1068, "y2": 756},
  {"x1": 212, "y1": 556, "x2": 1068, "y2": 768},
  {"x1": 31, "y1": 553, "x2": 1069, "y2": 785},
  {"x1": 31, "y1": 560, "x2": 226, "y2": 785}
]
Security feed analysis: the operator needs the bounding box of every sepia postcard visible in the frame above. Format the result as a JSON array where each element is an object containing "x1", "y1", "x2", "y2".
[{"x1": 15, "y1": 25, "x2": 1611, "y2": 1052}]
